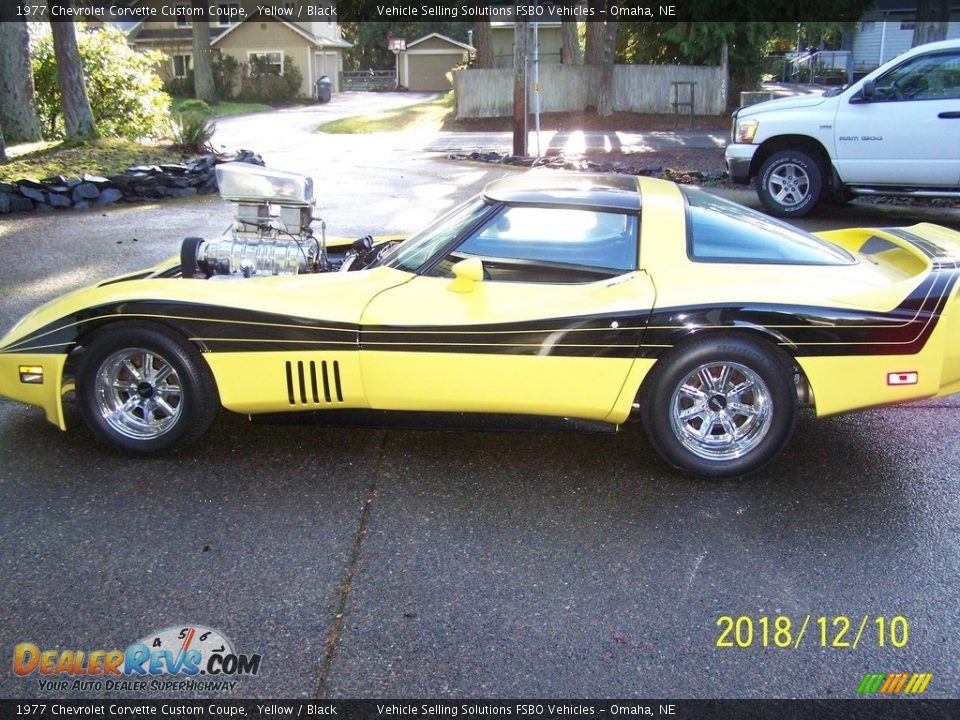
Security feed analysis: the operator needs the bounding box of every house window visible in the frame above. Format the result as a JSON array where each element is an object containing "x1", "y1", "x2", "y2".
[
  {"x1": 216, "y1": 3, "x2": 241, "y2": 26},
  {"x1": 248, "y1": 51, "x2": 284, "y2": 75},
  {"x1": 172, "y1": 54, "x2": 192, "y2": 79}
]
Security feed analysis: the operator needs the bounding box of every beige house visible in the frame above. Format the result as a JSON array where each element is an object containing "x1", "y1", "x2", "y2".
[
  {"x1": 122, "y1": 0, "x2": 351, "y2": 97},
  {"x1": 398, "y1": 34, "x2": 472, "y2": 92}
]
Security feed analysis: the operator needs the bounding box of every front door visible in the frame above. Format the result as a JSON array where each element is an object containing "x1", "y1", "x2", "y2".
[
  {"x1": 358, "y1": 204, "x2": 656, "y2": 421},
  {"x1": 834, "y1": 47, "x2": 960, "y2": 186}
]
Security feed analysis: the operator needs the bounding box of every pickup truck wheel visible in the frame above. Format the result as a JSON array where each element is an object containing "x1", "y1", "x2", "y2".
[{"x1": 757, "y1": 149, "x2": 824, "y2": 217}]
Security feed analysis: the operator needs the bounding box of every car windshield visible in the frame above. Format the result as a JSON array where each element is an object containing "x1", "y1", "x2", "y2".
[{"x1": 380, "y1": 196, "x2": 491, "y2": 273}]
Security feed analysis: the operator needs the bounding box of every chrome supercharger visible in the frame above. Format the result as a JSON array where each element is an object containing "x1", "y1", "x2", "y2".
[{"x1": 180, "y1": 162, "x2": 326, "y2": 279}]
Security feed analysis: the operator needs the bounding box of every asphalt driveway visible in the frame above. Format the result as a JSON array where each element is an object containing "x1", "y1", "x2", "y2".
[{"x1": 1, "y1": 100, "x2": 960, "y2": 700}]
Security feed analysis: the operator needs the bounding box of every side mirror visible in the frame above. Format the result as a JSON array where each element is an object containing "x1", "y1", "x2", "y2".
[
  {"x1": 448, "y1": 257, "x2": 484, "y2": 293},
  {"x1": 860, "y1": 79, "x2": 876, "y2": 101}
]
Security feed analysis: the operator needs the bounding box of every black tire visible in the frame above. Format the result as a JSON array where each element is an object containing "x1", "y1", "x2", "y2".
[
  {"x1": 757, "y1": 148, "x2": 824, "y2": 218},
  {"x1": 640, "y1": 335, "x2": 797, "y2": 479},
  {"x1": 76, "y1": 324, "x2": 219, "y2": 454}
]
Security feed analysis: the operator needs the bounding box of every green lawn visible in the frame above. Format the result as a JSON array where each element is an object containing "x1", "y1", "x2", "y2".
[
  {"x1": 317, "y1": 92, "x2": 454, "y2": 134},
  {"x1": 0, "y1": 139, "x2": 184, "y2": 183},
  {"x1": 170, "y1": 97, "x2": 271, "y2": 117}
]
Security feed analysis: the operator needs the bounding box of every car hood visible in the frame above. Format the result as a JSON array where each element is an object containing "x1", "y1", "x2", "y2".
[
  {"x1": 0, "y1": 264, "x2": 414, "y2": 353},
  {"x1": 737, "y1": 93, "x2": 829, "y2": 118}
]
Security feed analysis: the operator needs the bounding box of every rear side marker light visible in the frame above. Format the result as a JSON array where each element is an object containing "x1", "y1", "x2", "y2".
[
  {"x1": 887, "y1": 371, "x2": 918, "y2": 386},
  {"x1": 19, "y1": 366, "x2": 44, "y2": 384}
]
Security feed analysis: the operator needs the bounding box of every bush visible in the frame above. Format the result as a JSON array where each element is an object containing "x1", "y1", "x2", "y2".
[
  {"x1": 31, "y1": 26, "x2": 170, "y2": 140},
  {"x1": 169, "y1": 102, "x2": 215, "y2": 152},
  {"x1": 163, "y1": 54, "x2": 239, "y2": 100},
  {"x1": 237, "y1": 56, "x2": 303, "y2": 103},
  {"x1": 177, "y1": 99, "x2": 214, "y2": 116},
  {"x1": 163, "y1": 72, "x2": 195, "y2": 99}
]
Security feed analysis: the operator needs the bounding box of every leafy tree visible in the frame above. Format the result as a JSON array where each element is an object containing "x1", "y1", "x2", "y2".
[
  {"x1": 32, "y1": 25, "x2": 170, "y2": 140},
  {"x1": 0, "y1": 17, "x2": 42, "y2": 143}
]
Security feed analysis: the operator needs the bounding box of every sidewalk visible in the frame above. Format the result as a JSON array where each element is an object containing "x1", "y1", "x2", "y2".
[{"x1": 424, "y1": 129, "x2": 728, "y2": 155}]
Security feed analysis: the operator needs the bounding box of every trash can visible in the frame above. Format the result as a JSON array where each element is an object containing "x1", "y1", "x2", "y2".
[{"x1": 315, "y1": 75, "x2": 332, "y2": 104}]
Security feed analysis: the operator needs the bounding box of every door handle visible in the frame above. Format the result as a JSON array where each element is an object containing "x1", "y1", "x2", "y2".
[{"x1": 938, "y1": 111, "x2": 960, "y2": 119}]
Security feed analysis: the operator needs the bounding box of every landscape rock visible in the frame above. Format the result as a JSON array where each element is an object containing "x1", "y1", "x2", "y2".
[
  {"x1": 95, "y1": 188, "x2": 124, "y2": 206},
  {"x1": 2, "y1": 149, "x2": 261, "y2": 214},
  {"x1": 73, "y1": 182, "x2": 100, "y2": 202},
  {"x1": 19, "y1": 185, "x2": 47, "y2": 204},
  {"x1": 5, "y1": 193, "x2": 35, "y2": 213},
  {"x1": 47, "y1": 191, "x2": 73, "y2": 209}
]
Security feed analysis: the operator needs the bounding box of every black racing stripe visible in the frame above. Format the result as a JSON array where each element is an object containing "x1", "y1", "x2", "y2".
[
  {"x1": 360, "y1": 310, "x2": 649, "y2": 358},
  {"x1": 3, "y1": 270, "x2": 956, "y2": 361},
  {"x1": 883, "y1": 228, "x2": 954, "y2": 262},
  {"x1": 640, "y1": 270, "x2": 959, "y2": 358},
  {"x1": 1, "y1": 301, "x2": 358, "y2": 355}
]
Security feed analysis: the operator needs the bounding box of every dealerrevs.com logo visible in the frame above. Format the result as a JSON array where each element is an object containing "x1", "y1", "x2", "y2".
[{"x1": 13, "y1": 625, "x2": 262, "y2": 693}]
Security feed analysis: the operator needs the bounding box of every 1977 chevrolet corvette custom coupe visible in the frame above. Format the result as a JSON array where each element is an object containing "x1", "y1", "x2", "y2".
[{"x1": 2, "y1": 165, "x2": 960, "y2": 478}]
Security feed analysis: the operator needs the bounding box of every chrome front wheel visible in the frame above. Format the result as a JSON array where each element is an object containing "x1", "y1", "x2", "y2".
[
  {"x1": 95, "y1": 348, "x2": 183, "y2": 441},
  {"x1": 77, "y1": 325, "x2": 219, "y2": 454}
]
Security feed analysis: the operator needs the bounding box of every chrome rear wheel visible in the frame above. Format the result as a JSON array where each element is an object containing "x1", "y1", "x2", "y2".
[
  {"x1": 640, "y1": 336, "x2": 797, "y2": 478},
  {"x1": 669, "y1": 361, "x2": 771, "y2": 462}
]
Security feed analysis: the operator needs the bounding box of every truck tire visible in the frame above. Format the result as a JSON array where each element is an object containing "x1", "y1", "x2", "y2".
[{"x1": 757, "y1": 149, "x2": 824, "y2": 218}]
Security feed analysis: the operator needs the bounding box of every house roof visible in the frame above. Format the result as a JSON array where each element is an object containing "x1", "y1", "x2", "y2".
[
  {"x1": 127, "y1": 26, "x2": 231, "y2": 43},
  {"x1": 122, "y1": 17, "x2": 351, "y2": 50},
  {"x1": 212, "y1": 12, "x2": 352, "y2": 49},
  {"x1": 406, "y1": 33, "x2": 474, "y2": 52}
]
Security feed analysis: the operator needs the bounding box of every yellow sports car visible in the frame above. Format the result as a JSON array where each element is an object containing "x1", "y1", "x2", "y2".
[{"x1": 2, "y1": 164, "x2": 959, "y2": 478}]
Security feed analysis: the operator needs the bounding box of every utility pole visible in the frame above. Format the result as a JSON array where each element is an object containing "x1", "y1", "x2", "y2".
[{"x1": 512, "y1": 17, "x2": 528, "y2": 157}]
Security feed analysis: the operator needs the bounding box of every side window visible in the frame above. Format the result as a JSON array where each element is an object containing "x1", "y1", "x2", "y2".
[
  {"x1": 682, "y1": 188, "x2": 853, "y2": 265},
  {"x1": 430, "y1": 206, "x2": 638, "y2": 284},
  {"x1": 873, "y1": 51, "x2": 960, "y2": 101}
]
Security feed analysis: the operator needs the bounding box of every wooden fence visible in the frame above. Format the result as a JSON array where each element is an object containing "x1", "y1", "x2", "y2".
[{"x1": 453, "y1": 63, "x2": 728, "y2": 119}]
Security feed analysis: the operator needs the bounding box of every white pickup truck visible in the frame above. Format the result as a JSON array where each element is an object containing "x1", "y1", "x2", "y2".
[{"x1": 725, "y1": 39, "x2": 960, "y2": 217}]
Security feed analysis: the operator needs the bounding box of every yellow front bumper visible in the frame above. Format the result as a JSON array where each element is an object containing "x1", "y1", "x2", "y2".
[{"x1": 0, "y1": 353, "x2": 69, "y2": 430}]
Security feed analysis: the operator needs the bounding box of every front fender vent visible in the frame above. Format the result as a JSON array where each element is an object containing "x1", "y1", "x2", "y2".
[{"x1": 285, "y1": 360, "x2": 343, "y2": 405}]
